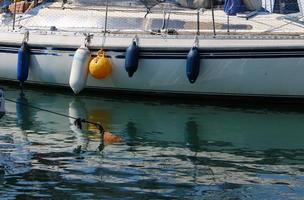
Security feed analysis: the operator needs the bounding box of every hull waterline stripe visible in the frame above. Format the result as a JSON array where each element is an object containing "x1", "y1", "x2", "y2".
[{"x1": 1, "y1": 45, "x2": 304, "y2": 59}]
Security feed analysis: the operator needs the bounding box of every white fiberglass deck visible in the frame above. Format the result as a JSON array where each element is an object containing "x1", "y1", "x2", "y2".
[{"x1": 1, "y1": 2, "x2": 304, "y2": 35}]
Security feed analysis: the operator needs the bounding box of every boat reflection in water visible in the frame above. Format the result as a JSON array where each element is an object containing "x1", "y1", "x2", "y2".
[
  {"x1": 61, "y1": 93, "x2": 304, "y2": 151},
  {"x1": 16, "y1": 92, "x2": 35, "y2": 130},
  {"x1": 184, "y1": 119, "x2": 200, "y2": 152},
  {"x1": 69, "y1": 98, "x2": 89, "y2": 150},
  {"x1": 0, "y1": 92, "x2": 32, "y2": 176},
  {"x1": 1, "y1": 86, "x2": 304, "y2": 198},
  {"x1": 69, "y1": 98, "x2": 118, "y2": 151}
]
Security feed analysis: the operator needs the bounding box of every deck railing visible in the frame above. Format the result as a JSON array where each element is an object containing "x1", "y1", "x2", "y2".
[{"x1": 1, "y1": 0, "x2": 304, "y2": 37}]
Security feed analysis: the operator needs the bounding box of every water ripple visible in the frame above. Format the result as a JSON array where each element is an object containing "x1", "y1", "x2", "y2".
[{"x1": 0, "y1": 86, "x2": 304, "y2": 199}]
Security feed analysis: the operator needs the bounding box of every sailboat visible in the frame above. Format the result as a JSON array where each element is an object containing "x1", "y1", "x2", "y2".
[{"x1": 0, "y1": 0, "x2": 304, "y2": 98}]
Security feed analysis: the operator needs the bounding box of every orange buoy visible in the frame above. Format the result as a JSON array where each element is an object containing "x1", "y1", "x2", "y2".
[{"x1": 89, "y1": 50, "x2": 112, "y2": 79}]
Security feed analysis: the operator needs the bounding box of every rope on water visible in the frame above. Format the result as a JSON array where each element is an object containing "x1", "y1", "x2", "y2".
[{"x1": 5, "y1": 97, "x2": 106, "y2": 151}]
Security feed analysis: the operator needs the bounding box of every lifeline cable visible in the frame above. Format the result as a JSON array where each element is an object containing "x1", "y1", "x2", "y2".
[{"x1": 5, "y1": 97, "x2": 106, "y2": 150}]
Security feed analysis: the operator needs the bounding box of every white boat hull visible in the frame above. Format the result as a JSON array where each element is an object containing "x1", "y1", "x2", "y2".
[{"x1": 1, "y1": 33, "x2": 304, "y2": 98}]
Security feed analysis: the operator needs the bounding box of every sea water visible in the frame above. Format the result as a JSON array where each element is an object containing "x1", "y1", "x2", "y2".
[{"x1": 0, "y1": 85, "x2": 303, "y2": 199}]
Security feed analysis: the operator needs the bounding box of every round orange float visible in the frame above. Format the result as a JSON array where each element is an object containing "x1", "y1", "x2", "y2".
[{"x1": 89, "y1": 50, "x2": 112, "y2": 79}]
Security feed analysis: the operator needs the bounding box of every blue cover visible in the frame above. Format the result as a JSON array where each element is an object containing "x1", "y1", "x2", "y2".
[
  {"x1": 224, "y1": 0, "x2": 243, "y2": 15},
  {"x1": 1, "y1": 0, "x2": 11, "y2": 8},
  {"x1": 125, "y1": 41, "x2": 139, "y2": 78},
  {"x1": 17, "y1": 42, "x2": 30, "y2": 83}
]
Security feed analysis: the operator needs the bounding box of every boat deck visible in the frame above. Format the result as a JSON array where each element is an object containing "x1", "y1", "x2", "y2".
[{"x1": 0, "y1": 2, "x2": 304, "y2": 36}]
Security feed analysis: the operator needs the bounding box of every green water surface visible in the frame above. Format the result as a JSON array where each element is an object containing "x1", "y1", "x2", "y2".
[{"x1": 0, "y1": 85, "x2": 304, "y2": 199}]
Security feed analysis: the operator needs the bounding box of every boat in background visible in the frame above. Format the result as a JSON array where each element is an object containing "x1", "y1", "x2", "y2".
[{"x1": 0, "y1": 0, "x2": 304, "y2": 99}]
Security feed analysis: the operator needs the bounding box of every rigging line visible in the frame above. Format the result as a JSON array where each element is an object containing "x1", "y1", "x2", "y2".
[
  {"x1": 144, "y1": 8, "x2": 151, "y2": 18},
  {"x1": 165, "y1": 4, "x2": 172, "y2": 34},
  {"x1": 12, "y1": 0, "x2": 17, "y2": 30},
  {"x1": 211, "y1": 0, "x2": 216, "y2": 37},
  {"x1": 6, "y1": 97, "x2": 74, "y2": 119},
  {"x1": 104, "y1": 0, "x2": 109, "y2": 36}
]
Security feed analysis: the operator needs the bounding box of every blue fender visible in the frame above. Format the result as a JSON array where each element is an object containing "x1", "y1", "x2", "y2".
[
  {"x1": 17, "y1": 42, "x2": 30, "y2": 83},
  {"x1": 186, "y1": 47, "x2": 200, "y2": 84},
  {"x1": 125, "y1": 41, "x2": 139, "y2": 77}
]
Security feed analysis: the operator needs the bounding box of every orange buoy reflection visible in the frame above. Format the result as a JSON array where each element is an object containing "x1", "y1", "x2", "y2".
[
  {"x1": 103, "y1": 131, "x2": 123, "y2": 144},
  {"x1": 88, "y1": 109, "x2": 122, "y2": 144}
]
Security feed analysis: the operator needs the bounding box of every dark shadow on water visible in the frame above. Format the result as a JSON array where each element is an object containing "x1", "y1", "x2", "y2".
[
  {"x1": 125, "y1": 121, "x2": 141, "y2": 150},
  {"x1": 16, "y1": 92, "x2": 35, "y2": 130},
  {"x1": 184, "y1": 119, "x2": 201, "y2": 152}
]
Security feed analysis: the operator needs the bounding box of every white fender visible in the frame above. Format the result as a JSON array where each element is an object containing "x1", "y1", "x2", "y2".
[{"x1": 69, "y1": 46, "x2": 91, "y2": 94}]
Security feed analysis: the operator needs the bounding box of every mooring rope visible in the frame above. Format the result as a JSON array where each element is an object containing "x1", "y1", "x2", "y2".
[{"x1": 5, "y1": 96, "x2": 106, "y2": 150}]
